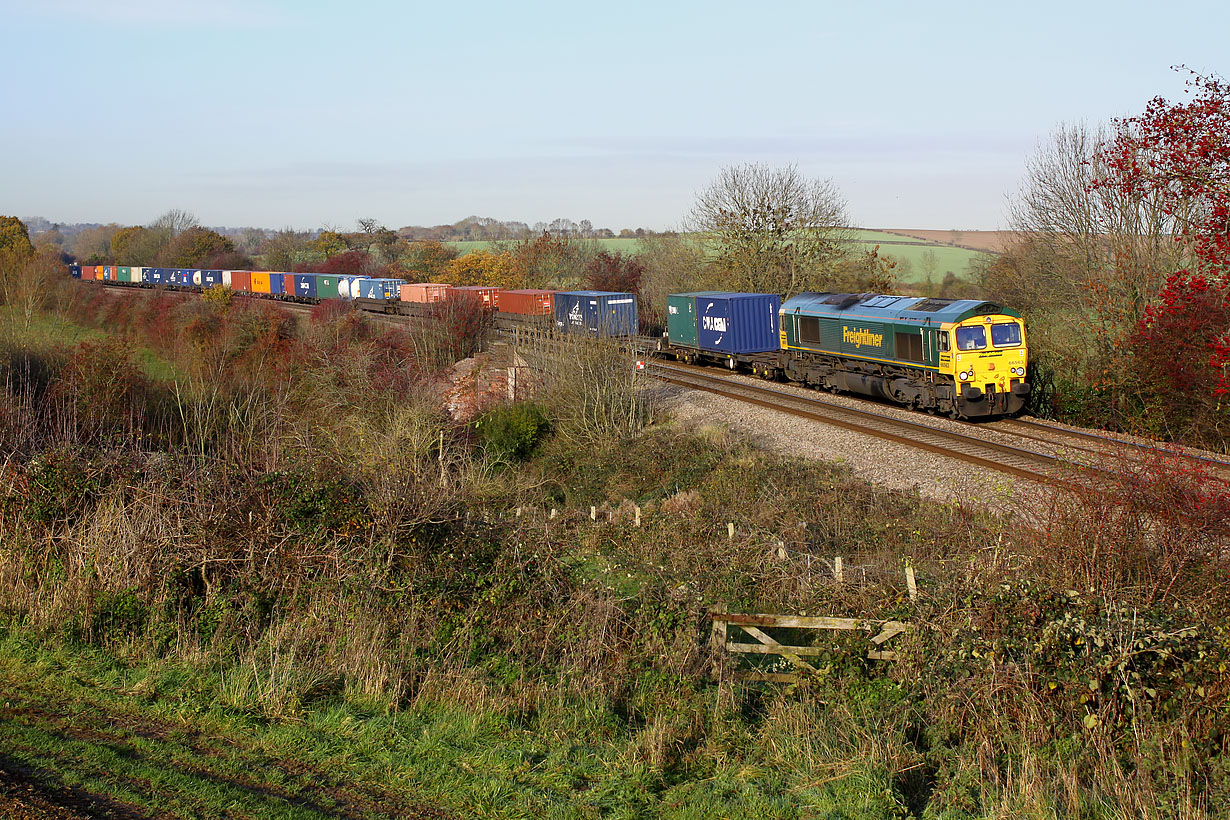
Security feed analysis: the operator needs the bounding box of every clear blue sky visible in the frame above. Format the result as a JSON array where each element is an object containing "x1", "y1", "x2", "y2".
[{"x1": 1, "y1": 0, "x2": 1226, "y2": 231}]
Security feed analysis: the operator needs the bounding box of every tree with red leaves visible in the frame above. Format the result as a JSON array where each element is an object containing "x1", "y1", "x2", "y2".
[
  {"x1": 1092, "y1": 70, "x2": 1230, "y2": 444},
  {"x1": 317, "y1": 250, "x2": 373, "y2": 276},
  {"x1": 584, "y1": 251, "x2": 644, "y2": 295},
  {"x1": 1094, "y1": 68, "x2": 1229, "y2": 278}
]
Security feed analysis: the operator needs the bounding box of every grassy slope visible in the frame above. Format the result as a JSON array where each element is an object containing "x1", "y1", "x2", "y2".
[
  {"x1": 0, "y1": 307, "x2": 179, "y2": 382},
  {"x1": 1, "y1": 298, "x2": 1220, "y2": 820}
]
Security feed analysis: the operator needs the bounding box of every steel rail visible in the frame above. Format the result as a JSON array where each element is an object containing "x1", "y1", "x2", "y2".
[
  {"x1": 648, "y1": 361, "x2": 1081, "y2": 485},
  {"x1": 987, "y1": 417, "x2": 1230, "y2": 477}
]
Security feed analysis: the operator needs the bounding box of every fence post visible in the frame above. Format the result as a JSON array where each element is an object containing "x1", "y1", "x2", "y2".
[
  {"x1": 727, "y1": 522, "x2": 735, "y2": 539},
  {"x1": 634, "y1": 506, "x2": 641, "y2": 527},
  {"x1": 905, "y1": 565, "x2": 917, "y2": 602},
  {"x1": 438, "y1": 430, "x2": 446, "y2": 486},
  {"x1": 550, "y1": 508, "x2": 557, "y2": 520},
  {"x1": 834, "y1": 556, "x2": 844, "y2": 583},
  {"x1": 590, "y1": 505, "x2": 597, "y2": 521}
]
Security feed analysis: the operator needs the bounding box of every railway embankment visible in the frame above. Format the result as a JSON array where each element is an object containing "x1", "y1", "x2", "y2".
[{"x1": 0, "y1": 287, "x2": 1226, "y2": 819}]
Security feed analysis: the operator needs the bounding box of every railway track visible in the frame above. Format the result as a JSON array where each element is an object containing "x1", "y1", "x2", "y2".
[
  {"x1": 984, "y1": 417, "x2": 1230, "y2": 477},
  {"x1": 648, "y1": 361, "x2": 1078, "y2": 485}
]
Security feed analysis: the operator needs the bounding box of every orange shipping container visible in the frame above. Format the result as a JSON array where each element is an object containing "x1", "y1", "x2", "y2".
[
  {"x1": 447, "y1": 285, "x2": 503, "y2": 309},
  {"x1": 94, "y1": 266, "x2": 104, "y2": 281},
  {"x1": 230, "y1": 271, "x2": 252, "y2": 292},
  {"x1": 400, "y1": 283, "x2": 451, "y2": 303},
  {"x1": 251, "y1": 271, "x2": 272, "y2": 294},
  {"x1": 499, "y1": 289, "x2": 555, "y2": 315}
]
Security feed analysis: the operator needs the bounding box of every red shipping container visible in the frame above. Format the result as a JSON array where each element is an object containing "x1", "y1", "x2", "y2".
[
  {"x1": 499, "y1": 289, "x2": 555, "y2": 315},
  {"x1": 400, "y1": 283, "x2": 451, "y2": 303},
  {"x1": 282, "y1": 273, "x2": 296, "y2": 295},
  {"x1": 446, "y1": 285, "x2": 503, "y2": 309},
  {"x1": 230, "y1": 271, "x2": 252, "y2": 292}
]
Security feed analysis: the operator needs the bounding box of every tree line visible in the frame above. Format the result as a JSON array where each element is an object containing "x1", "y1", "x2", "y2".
[{"x1": 979, "y1": 67, "x2": 1230, "y2": 448}]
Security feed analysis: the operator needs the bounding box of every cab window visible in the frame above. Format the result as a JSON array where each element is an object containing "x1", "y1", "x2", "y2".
[
  {"x1": 956, "y1": 326, "x2": 987, "y2": 351},
  {"x1": 992, "y1": 322, "x2": 1022, "y2": 348},
  {"x1": 938, "y1": 332, "x2": 950, "y2": 352}
]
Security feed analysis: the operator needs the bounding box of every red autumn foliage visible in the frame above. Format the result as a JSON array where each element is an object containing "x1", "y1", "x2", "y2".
[
  {"x1": 1093, "y1": 69, "x2": 1230, "y2": 413},
  {"x1": 1094, "y1": 69, "x2": 1229, "y2": 277},
  {"x1": 584, "y1": 251, "x2": 645, "y2": 295},
  {"x1": 316, "y1": 250, "x2": 371, "y2": 276},
  {"x1": 425, "y1": 297, "x2": 491, "y2": 363},
  {"x1": 310, "y1": 297, "x2": 352, "y2": 325},
  {"x1": 1131, "y1": 273, "x2": 1230, "y2": 395}
]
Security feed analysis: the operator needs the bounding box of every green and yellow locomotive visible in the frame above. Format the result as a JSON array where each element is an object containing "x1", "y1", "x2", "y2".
[{"x1": 775, "y1": 293, "x2": 1029, "y2": 418}]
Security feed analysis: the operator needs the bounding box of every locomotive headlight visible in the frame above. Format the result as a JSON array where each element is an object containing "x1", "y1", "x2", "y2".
[{"x1": 959, "y1": 371, "x2": 969, "y2": 381}]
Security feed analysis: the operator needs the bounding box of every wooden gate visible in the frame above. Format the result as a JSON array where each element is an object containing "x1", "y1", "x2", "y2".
[{"x1": 711, "y1": 606, "x2": 911, "y2": 682}]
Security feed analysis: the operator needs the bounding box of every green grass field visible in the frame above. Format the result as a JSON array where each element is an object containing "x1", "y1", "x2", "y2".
[
  {"x1": 0, "y1": 306, "x2": 179, "y2": 381},
  {"x1": 447, "y1": 232, "x2": 986, "y2": 285}
]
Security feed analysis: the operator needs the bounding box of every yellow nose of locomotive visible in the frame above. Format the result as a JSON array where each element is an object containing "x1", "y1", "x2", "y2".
[{"x1": 952, "y1": 315, "x2": 1029, "y2": 416}]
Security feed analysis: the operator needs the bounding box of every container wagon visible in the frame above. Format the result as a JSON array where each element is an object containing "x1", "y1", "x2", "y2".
[
  {"x1": 665, "y1": 292, "x2": 781, "y2": 370},
  {"x1": 446, "y1": 285, "x2": 502, "y2": 310},
  {"x1": 401, "y1": 283, "x2": 451, "y2": 303},
  {"x1": 554, "y1": 291, "x2": 638, "y2": 336},
  {"x1": 498, "y1": 289, "x2": 554, "y2": 316}
]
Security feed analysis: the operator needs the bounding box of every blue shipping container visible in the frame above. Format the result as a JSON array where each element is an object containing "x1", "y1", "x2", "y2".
[
  {"x1": 554, "y1": 291, "x2": 638, "y2": 336},
  {"x1": 268, "y1": 272, "x2": 285, "y2": 295},
  {"x1": 201, "y1": 270, "x2": 223, "y2": 287},
  {"x1": 357, "y1": 278, "x2": 402, "y2": 299},
  {"x1": 691, "y1": 292, "x2": 782, "y2": 355},
  {"x1": 146, "y1": 268, "x2": 164, "y2": 285},
  {"x1": 292, "y1": 274, "x2": 318, "y2": 299},
  {"x1": 69, "y1": 264, "x2": 81, "y2": 279}
]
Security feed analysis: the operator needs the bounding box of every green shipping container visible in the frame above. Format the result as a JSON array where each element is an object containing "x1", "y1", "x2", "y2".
[
  {"x1": 118, "y1": 266, "x2": 132, "y2": 283},
  {"x1": 317, "y1": 275, "x2": 340, "y2": 300},
  {"x1": 666, "y1": 293, "x2": 698, "y2": 348}
]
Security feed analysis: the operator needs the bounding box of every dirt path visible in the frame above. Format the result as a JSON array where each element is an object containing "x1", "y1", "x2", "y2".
[
  {"x1": 0, "y1": 759, "x2": 142, "y2": 820},
  {"x1": 0, "y1": 687, "x2": 462, "y2": 820}
]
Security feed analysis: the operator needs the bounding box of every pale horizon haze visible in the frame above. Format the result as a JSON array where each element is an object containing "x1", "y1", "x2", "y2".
[{"x1": 1, "y1": 0, "x2": 1227, "y2": 232}]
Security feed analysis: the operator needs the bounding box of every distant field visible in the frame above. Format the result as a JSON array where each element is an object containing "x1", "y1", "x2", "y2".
[
  {"x1": 448, "y1": 238, "x2": 641, "y2": 254},
  {"x1": 447, "y1": 231, "x2": 988, "y2": 284},
  {"x1": 880, "y1": 228, "x2": 1016, "y2": 254}
]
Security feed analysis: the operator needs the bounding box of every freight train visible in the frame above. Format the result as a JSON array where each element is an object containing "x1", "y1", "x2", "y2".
[
  {"x1": 664, "y1": 290, "x2": 1029, "y2": 418},
  {"x1": 68, "y1": 264, "x2": 637, "y2": 336},
  {"x1": 69, "y1": 265, "x2": 1028, "y2": 418}
]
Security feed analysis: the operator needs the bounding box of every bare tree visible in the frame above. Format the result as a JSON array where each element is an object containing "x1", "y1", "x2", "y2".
[
  {"x1": 149, "y1": 209, "x2": 200, "y2": 237},
  {"x1": 1007, "y1": 123, "x2": 1193, "y2": 334},
  {"x1": 636, "y1": 232, "x2": 707, "y2": 330},
  {"x1": 0, "y1": 246, "x2": 62, "y2": 332},
  {"x1": 688, "y1": 163, "x2": 853, "y2": 296}
]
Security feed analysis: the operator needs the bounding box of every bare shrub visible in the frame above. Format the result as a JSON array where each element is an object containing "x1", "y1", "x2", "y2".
[
  {"x1": 538, "y1": 334, "x2": 650, "y2": 445},
  {"x1": 1031, "y1": 449, "x2": 1230, "y2": 611}
]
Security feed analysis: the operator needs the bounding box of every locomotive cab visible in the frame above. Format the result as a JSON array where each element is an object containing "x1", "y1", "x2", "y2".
[{"x1": 944, "y1": 314, "x2": 1029, "y2": 417}]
